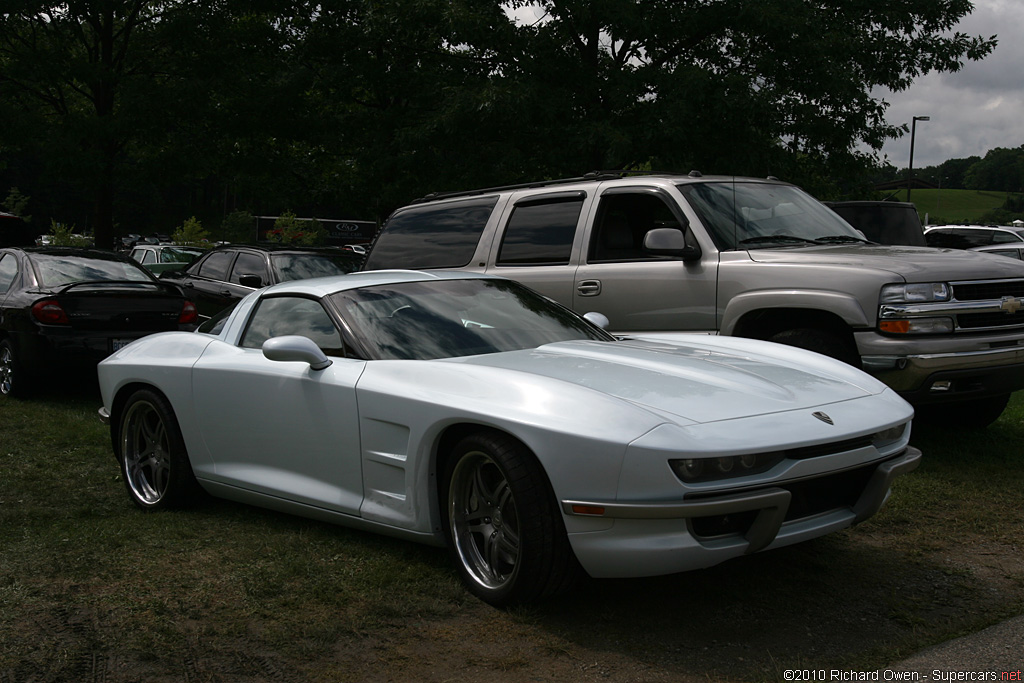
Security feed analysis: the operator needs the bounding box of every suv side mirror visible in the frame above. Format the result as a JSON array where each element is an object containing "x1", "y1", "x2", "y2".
[{"x1": 644, "y1": 228, "x2": 702, "y2": 262}]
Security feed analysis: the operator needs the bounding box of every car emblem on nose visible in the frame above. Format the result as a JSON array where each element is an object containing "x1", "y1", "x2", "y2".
[
  {"x1": 812, "y1": 411, "x2": 834, "y2": 425},
  {"x1": 1000, "y1": 296, "x2": 1022, "y2": 315}
]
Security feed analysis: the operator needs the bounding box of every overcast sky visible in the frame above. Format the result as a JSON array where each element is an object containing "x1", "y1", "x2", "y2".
[{"x1": 875, "y1": 0, "x2": 1024, "y2": 169}]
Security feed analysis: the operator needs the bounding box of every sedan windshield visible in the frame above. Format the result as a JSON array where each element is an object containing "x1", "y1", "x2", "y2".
[
  {"x1": 31, "y1": 253, "x2": 155, "y2": 287},
  {"x1": 271, "y1": 252, "x2": 361, "y2": 282},
  {"x1": 331, "y1": 279, "x2": 612, "y2": 360},
  {"x1": 678, "y1": 182, "x2": 866, "y2": 251}
]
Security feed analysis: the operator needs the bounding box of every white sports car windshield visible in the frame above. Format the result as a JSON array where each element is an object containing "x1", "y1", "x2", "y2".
[{"x1": 331, "y1": 278, "x2": 612, "y2": 360}]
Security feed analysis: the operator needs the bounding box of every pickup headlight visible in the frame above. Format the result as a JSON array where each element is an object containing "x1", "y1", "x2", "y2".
[
  {"x1": 878, "y1": 282, "x2": 955, "y2": 334},
  {"x1": 880, "y1": 283, "x2": 950, "y2": 303}
]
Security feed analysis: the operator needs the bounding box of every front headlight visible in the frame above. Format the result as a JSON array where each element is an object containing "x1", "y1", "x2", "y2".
[{"x1": 880, "y1": 282, "x2": 950, "y2": 303}]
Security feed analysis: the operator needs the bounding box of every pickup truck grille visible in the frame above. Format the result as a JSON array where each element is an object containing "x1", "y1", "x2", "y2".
[
  {"x1": 951, "y1": 279, "x2": 1024, "y2": 331},
  {"x1": 952, "y1": 280, "x2": 1024, "y2": 300}
]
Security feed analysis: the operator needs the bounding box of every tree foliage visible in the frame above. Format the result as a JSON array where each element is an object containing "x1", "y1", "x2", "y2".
[{"x1": 0, "y1": 0, "x2": 999, "y2": 242}]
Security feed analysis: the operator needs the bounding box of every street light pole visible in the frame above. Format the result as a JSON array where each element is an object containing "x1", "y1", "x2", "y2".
[{"x1": 907, "y1": 115, "x2": 930, "y2": 201}]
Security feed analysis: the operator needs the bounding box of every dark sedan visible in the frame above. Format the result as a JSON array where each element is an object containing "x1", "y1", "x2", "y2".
[
  {"x1": 160, "y1": 244, "x2": 362, "y2": 319},
  {"x1": 0, "y1": 247, "x2": 198, "y2": 397}
]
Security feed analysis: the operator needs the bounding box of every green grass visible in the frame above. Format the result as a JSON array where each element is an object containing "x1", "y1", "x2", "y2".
[
  {"x1": 885, "y1": 188, "x2": 1011, "y2": 225},
  {"x1": 2, "y1": 385, "x2": 1023, "y2": 681}
]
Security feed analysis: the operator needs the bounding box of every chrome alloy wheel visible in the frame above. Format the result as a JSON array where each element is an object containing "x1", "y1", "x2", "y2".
[
  {"x1": 0, "y1": 344, "x2": 13, "y2": 396},
  {"x1": 120, "y1": 399, "x2": 172, "y2": 505},
  {"x1": 448, "y1": 450, "x2": 521, "y2": 591}
]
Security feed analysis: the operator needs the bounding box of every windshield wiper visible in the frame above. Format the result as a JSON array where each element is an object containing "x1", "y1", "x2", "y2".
[
  {"x1": 812, "y1": 235, "x2": 870, "y2": 244},
  {"x1": 737, "y1": 235, "x2": 817, "y2": 247}
]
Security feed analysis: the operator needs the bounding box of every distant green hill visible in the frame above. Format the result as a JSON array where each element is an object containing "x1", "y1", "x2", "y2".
[{"x1": 885, "y1": 188, "x2": 1011, "y2": 225}]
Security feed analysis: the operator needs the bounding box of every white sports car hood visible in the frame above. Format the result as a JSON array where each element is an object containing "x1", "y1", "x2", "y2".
[{"x1": 449, "y1": 338, "x2": 882, "y2": 424}]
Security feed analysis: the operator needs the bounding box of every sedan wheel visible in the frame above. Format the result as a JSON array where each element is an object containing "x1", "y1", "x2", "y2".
[
  {"x1": 0, "y1": 340, "x2": 23, "y2": 398},
  {"x1": 118, "y1": 389, "x2": 199, "y2": 509},
  {"x1": 444, "y1": 431, "x2": 580, "y2": 606}
]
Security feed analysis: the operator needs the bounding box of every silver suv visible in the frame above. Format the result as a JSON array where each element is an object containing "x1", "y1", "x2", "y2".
[{"x1": 365, "y1": 172, "x2": 1024, "y2": 427}]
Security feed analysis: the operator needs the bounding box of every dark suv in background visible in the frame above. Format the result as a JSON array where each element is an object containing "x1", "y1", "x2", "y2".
[{"x1": 161, "y1": 244, "x2": 362, "y2": 319}]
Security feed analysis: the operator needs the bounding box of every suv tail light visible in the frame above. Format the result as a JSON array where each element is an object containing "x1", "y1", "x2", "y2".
[
  {"x1": 31, "y1": 299, "x2": 70, "y2": 324},
  {"x1": 179, "y1": 300, "x2": 198, "y2": 325}
]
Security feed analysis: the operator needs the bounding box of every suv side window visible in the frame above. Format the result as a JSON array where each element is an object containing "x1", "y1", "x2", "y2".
[
  {"x1": 231, "y1": 251, "x2": 269, "y2": 286},
  {"x1": 496, "y1": 194, "x2": 584, "y2": 266},
  {"x1": 0, "y1": 253, "x2": 18, "y2": 293},
  {"x1": 240, "y1": 296, "x2": 345, "y2": 356},
  {"x1": 197, "y1": 250, "x2": 234, "y2": 280},
  {"x1": 992, "y1": 230, "x2": 1020, "y2": 244},
  {"x1": 588, "y1": 192, "x2": 683, "y2": 262},
  {"x1": 363, "y1": 196, "x2": 499, "y2": 270},
  {"x1": 953, "y1": 228, "x2": 993, "y2": 247}
]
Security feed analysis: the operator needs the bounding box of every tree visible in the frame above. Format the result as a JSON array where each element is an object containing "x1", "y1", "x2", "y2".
[
  {"x1": 478, "y1": 0, "x2": 996, "y2": 193},
  {"x1": 964, "y1": 146, "x2": 1024, "y2": 193},
  {"x1": 171, "y1": 216, "x2": 210, "y2": 247}
]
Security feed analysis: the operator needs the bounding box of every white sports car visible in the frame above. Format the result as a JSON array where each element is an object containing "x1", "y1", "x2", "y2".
[{"x1": 97, "y1": 270, "x2": 921, "y2": 606}]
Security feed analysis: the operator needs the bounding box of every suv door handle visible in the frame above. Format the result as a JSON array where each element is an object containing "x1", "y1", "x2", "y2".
[{"x1": 577, "y1": 280, "x2": 601, "y2": 296}]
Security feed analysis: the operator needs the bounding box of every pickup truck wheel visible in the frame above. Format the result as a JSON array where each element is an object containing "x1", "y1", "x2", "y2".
[
  {"x1": 769, "y1": 328, "x2": 860, "y2": 367},
  {"x1": 443, "y1": 431, "x2": 580, "y2": 607},
  {"x1": 917, "y1": 394, "x2": 1010, "y2": 430}
]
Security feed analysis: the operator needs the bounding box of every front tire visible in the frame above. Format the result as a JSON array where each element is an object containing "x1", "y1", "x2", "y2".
[
  {"x1": 917, "y1": 393, "x2": 1010, "y2": 430},
  {"x1": 443, "y1": 431, "x2": 580, "y2": 607},
  {"x1": 118, "y1": 389, "x2": 200, "y2": 509},
  {"x1": 769, "y1": 328, "x2": 860, "y2": 367}
]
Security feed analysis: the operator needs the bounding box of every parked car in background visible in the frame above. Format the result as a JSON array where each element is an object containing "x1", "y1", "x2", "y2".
[
  {"x1": 161, "y1": 243, "x2": 363, "y2": 319},
  {"x1": 0, "y1": 247, "x2": 198, "y2": 398},
  {"x1": 364, "y1": 172, "x2": 1024, "y2": 427},
  {"x1": 824, "y1": 201, "x2": 927, "y2": 246},
  {"x1": 129, "y1": 244, "x2": 204, "y2": 275},
  {"x1": 97, "y1": 270, "x2": 920, "y2": 606},
  {"x1": 968, "y1": 243, "x2": 1024, "y2": 261},
  {"x1": 924, "y1": 224, "x2": 1024, "y2": 250}
]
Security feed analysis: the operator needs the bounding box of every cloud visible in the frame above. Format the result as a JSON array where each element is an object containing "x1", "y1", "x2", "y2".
[{"x1": 878, "y1": 0, "x2": 1024, "y2": 168}]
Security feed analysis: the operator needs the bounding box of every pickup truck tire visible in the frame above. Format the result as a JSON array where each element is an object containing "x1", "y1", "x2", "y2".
[
  {"x1": 768, "y1": 328, "x2": 860, "y2": 367},
  {"x1": 918, "y1": 393, "x2": 1010, "y2": 430}
]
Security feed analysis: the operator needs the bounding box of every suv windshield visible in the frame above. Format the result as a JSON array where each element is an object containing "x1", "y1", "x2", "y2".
[{"x1": 678, "y1": 182, "x2": 865, "y2": 251}]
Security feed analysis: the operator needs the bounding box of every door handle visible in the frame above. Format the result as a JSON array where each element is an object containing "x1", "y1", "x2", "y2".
[{"x1": 577, "y1": 280, "x2": 601, "y2": 296}]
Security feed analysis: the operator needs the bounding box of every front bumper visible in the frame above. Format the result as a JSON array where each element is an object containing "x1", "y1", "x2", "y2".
[
  {"x1": 855, "y1": 329, "x2": 1024, "y2": 402},
  {"x1": 561, "y1": 446, "x2": 921, "y2": 579}
]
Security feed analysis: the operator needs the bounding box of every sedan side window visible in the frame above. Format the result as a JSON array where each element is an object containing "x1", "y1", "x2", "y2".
[
  {"x1": 230, "y1": 252, "x2": 269, "y2": 286},
  {"x1": 0, "y1": 254, "x2": 19, "y2": 293},
  {"x1": 197, "y1": 251, "x2": 234, "y2": 280},
  {"x1": 241, "y1": 296, "x2": 345, "y2": 356}
]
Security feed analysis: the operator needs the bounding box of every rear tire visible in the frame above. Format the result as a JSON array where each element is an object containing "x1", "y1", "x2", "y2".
[
  {"x1": 769, "y1": 328, "x2": 860, "y2": 367},
  {"x1": 0, "y1": 339, "x2": 28, "y2": 398},
  {"x1": 117, "y1": 388, "x2": 200, "y2": 509},
  {"x1": 442, "y1": 431, "x2": 580, "y2": 607}
]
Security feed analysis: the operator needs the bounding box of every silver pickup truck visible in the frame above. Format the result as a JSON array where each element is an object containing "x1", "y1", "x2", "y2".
[{"x1": 364, "y1": 172, "x2": 1024, "y2": 427}]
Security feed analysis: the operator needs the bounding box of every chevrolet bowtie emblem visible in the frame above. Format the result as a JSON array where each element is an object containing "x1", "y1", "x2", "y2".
[
  {"x1": 812, "y1": 411, "x2": 834, "y2": 425},
  {"x1": 1001, "y1": 296, "x2": 1023, "y2": 315}
]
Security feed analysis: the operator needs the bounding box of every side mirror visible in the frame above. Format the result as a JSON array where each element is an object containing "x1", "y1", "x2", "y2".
[
  {"x1": 262, "y1": 335, "x2": 332, "y2": 370},
  {"x1": 238, "y1": 273, "x2": 263, "y2": 288},
  {"x1": 644, "y1": 228, "x2": 702, "y2": 262},
  {"x1": 583, "y1": 312, "x2": 611, "y2": 329}
]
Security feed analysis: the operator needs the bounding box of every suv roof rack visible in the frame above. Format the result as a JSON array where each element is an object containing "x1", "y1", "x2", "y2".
[{"x1": 409, "y1": 170, "x2": 695, "y2": 205}]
